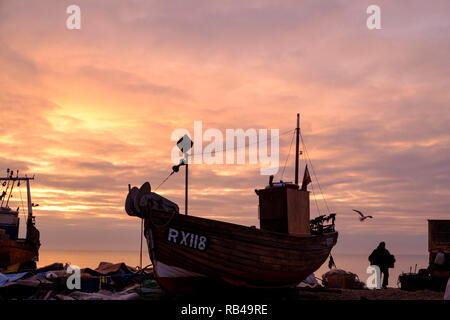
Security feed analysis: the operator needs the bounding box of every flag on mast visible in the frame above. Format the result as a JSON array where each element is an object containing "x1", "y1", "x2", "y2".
[{"x1": 301, "y1": 165, "x2": 312, "y2": 191}]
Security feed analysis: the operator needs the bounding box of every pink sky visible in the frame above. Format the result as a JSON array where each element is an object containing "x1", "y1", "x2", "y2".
[{"x1": 1, "y1": 0, "x2": 449, "y2": 254}]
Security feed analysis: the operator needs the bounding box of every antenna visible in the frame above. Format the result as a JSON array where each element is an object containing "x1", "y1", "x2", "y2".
[{"x1": 295, "y1": 113, "x2": 300, "y2": 185}]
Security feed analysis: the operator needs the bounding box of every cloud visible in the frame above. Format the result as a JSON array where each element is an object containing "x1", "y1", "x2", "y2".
[
  {"x1": 77, "y1": 66, "x2": 188, "y2": 98},
  {"x1": 0, "y1": 41, "x2": 38, "y2": 78},
  {"x1": 0, "y1": 0, "x2": 449, "y2": 254}
]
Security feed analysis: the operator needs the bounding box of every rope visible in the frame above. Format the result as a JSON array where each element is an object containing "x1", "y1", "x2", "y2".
[
  {"x1": 185, "y1": 128, "x2": 295, "y2": 158},
  {"x1": 280, "y1": 130, "x2": 296, "y2": 180},
  {"x1": 154, "y1": 171, "x2": 174, "y2": 191},
  {"x1": 300, "y1": 130, "x2": 331, "y2": 214},
  {"x1": 309, "y1": 178, "x2": 322, "y2": 217},
  {"x1": 146, "y1": 203, "x2": 177, "y2": 229},
  {"x1": 153, "y1": 128, "x2": 295, "y2": 192}
]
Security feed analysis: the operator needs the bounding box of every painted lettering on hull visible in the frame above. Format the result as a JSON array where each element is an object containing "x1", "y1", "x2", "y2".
[{"x1": 166, "y1": 228, "x2": 209, "y2": 251}]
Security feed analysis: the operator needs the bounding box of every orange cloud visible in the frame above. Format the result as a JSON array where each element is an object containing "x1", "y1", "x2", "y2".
[{"x1": 1, "y1": 0, "x2": 449, "y2": 253}]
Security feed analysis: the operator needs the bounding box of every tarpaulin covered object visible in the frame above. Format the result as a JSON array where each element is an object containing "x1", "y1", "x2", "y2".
[
  {"x1": 0, "y1": 272, "x2": 29, "y2": 287},
  {"x1": 94, "y1": 262, "x2": 136, "y2": 275}
]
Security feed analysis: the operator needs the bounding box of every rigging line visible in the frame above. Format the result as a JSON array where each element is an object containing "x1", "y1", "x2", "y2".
[
  {"x1": 280, "y1": 130, "x2": 296, "y2": 180},
  {"x1": 0, "y1": 184, "x2": 5, "y2": 202},
  {"x1": 308, "y1": 155, "x2": 331, "y2": 214},
  {"x1": 185, "y1": 128, "x2": 295, "y2": 158},
  {"x1": 18, "y1": 184, "x2": 26, "y2": 219},
  {"x1": 309, "y1": 180, "x2": 322, "y2": 217},
  {"x1": 154, "y1": 171, "x2": 175, "y2": 191},
  {"x1": 300, "y1": 130, "x2": 331, "y2": 214},
  {"x1": 5, "y1": 180, "x2": 15, "y2": 207},
  {"x1": 1, "y1": 178, "x2": 11, "y2": 207},
  {"x1": 304, "y1": 146, "x2": 331, "y2": 215},
  {"x1": 154, "y1": 128, "x2": 295, "y2": 192}
]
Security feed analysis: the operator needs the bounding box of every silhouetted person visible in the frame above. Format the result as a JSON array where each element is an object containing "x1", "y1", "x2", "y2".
[{"x1": 369, "y1": 242, "x2": 395, "y2": 289}]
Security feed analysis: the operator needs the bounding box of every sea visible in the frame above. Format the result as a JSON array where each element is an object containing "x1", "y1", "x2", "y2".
[{"x1": 37, "y1": 250, "x2": 428, "y2": 288}]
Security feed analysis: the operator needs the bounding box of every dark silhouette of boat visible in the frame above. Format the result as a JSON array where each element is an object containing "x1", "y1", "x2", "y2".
[
  {"x1": 0, "y1": 170, "x2": 40, "y2": 270},
  {"x1": 125, "y1": 115, "x2": 337, "y2": 293}
]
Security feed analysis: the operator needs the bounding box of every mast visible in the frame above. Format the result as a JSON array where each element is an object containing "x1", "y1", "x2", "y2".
[
  {"x1": 185, "y1": 162, "x2": 188, "y2": 216},
  {"x1": 26, "y1": 177, "x2": 33, "y2": 220},
  {"x1": 295, "y1": 113, "x2": 300, "y2": 186},
  {"x1": 0, "y1": 173, "x2": 34, "y2": 216}
]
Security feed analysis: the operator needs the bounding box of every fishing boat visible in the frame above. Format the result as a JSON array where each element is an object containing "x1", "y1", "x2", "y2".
[
  {"x1": 125, "y1": 115, "x2": 338, "y2": 294},
  {"x1": 0, "y1": 170, "x2": 40, "y2": 270}
]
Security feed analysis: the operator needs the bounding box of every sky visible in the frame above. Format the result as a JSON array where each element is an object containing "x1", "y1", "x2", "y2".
[{"x1": 0, "y1": 0, "x2": 449, "y2": 255}]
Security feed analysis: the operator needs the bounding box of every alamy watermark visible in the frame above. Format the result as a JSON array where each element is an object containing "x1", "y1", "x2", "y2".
[
  {"x1": 65, "y1": 4, "x2": 381, "y2": 31},
  {"x1": 66, "y1": 5, "x2": 81, "y2": 30},
  {"x1": 171, "y1": 121, "x2": 279, "y2": 175},
  {"x1": 367, "y1": 5, "x2": 382, "y2": 30},
  {"x1": 66, "y1": 264, "x2": 81, "y2": 289},
  {"x1": 366, "y1": 265, "x2": 381, "y2": 289}
]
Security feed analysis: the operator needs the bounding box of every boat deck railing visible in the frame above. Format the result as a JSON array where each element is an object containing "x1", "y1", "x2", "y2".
[{"x1": 310, "y1": 213, "x2": 336, "y2": 235}]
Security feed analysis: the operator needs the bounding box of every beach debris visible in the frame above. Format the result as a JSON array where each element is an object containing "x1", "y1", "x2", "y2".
[
  {"x1": 0, "y1": 271, "x2": 29, "y2": 287},
  {"x1": 94, "y1": 261, "x2": 137, "y2": 275},
  {"x1": 322, "y1": 269, "x2": 365, "y2": 290},
  {"x1": 0, "y1": 261, "x2": 155, "y2": 300},
  {"x1": 124, "y1": 279, "x2": 166, "y2": 300},
  {"x1": 9, "y1": 274, "x2": 53, "y2": 289},
  {"x1": 45, "y1": 272, "x2": 58, "y2": 279},
  {"x1": 35, "y1": 263, "x2": 64, "y2": 273},
  {"x1": 353, "y1": 209, "x2": 373, "y2": 222},
  {"x1": 1, "y1": 262, "x2": 447, "y2": 300},
  {"x1": 298, "y1": 273, "x2": 320, "y2": 288},
  {"x1": 398, "y1": 272, "x2": 448, "y2": 292},
  {"x1": 58, "y1": 289, "x2": 141, "y2": 301},
  {"x1": 434, "y1": 252, "x2": 446, "y2": 266}
]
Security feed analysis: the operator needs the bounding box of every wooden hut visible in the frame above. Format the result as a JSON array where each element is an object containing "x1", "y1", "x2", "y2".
[{"x1": 428, "y1": 219, "x2": 450, "y2": 277}]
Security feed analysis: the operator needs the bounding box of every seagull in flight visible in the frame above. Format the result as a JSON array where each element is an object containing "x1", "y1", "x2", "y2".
[{"x1": 353, "y1": 209, "x2": 373, "y2": 222}]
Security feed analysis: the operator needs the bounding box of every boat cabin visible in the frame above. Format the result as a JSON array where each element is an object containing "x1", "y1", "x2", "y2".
[
  {"x1": 428, "y1": 219, "x2": 450, "y2": 277},
  {"x1": 0, "y1": 207, "x2": 20, "y2": 240},
  {"x1": 255, "y1": 183, "x2": 310, "y2": 236}
]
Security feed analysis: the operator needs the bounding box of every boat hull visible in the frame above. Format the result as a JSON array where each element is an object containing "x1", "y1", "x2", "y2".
[
  {"x1": 0, "y1": 239, "x2": 36, "y2": 268},
  {"x1": 144, "y1": 210, "x2": 338, "y2": 294}
]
